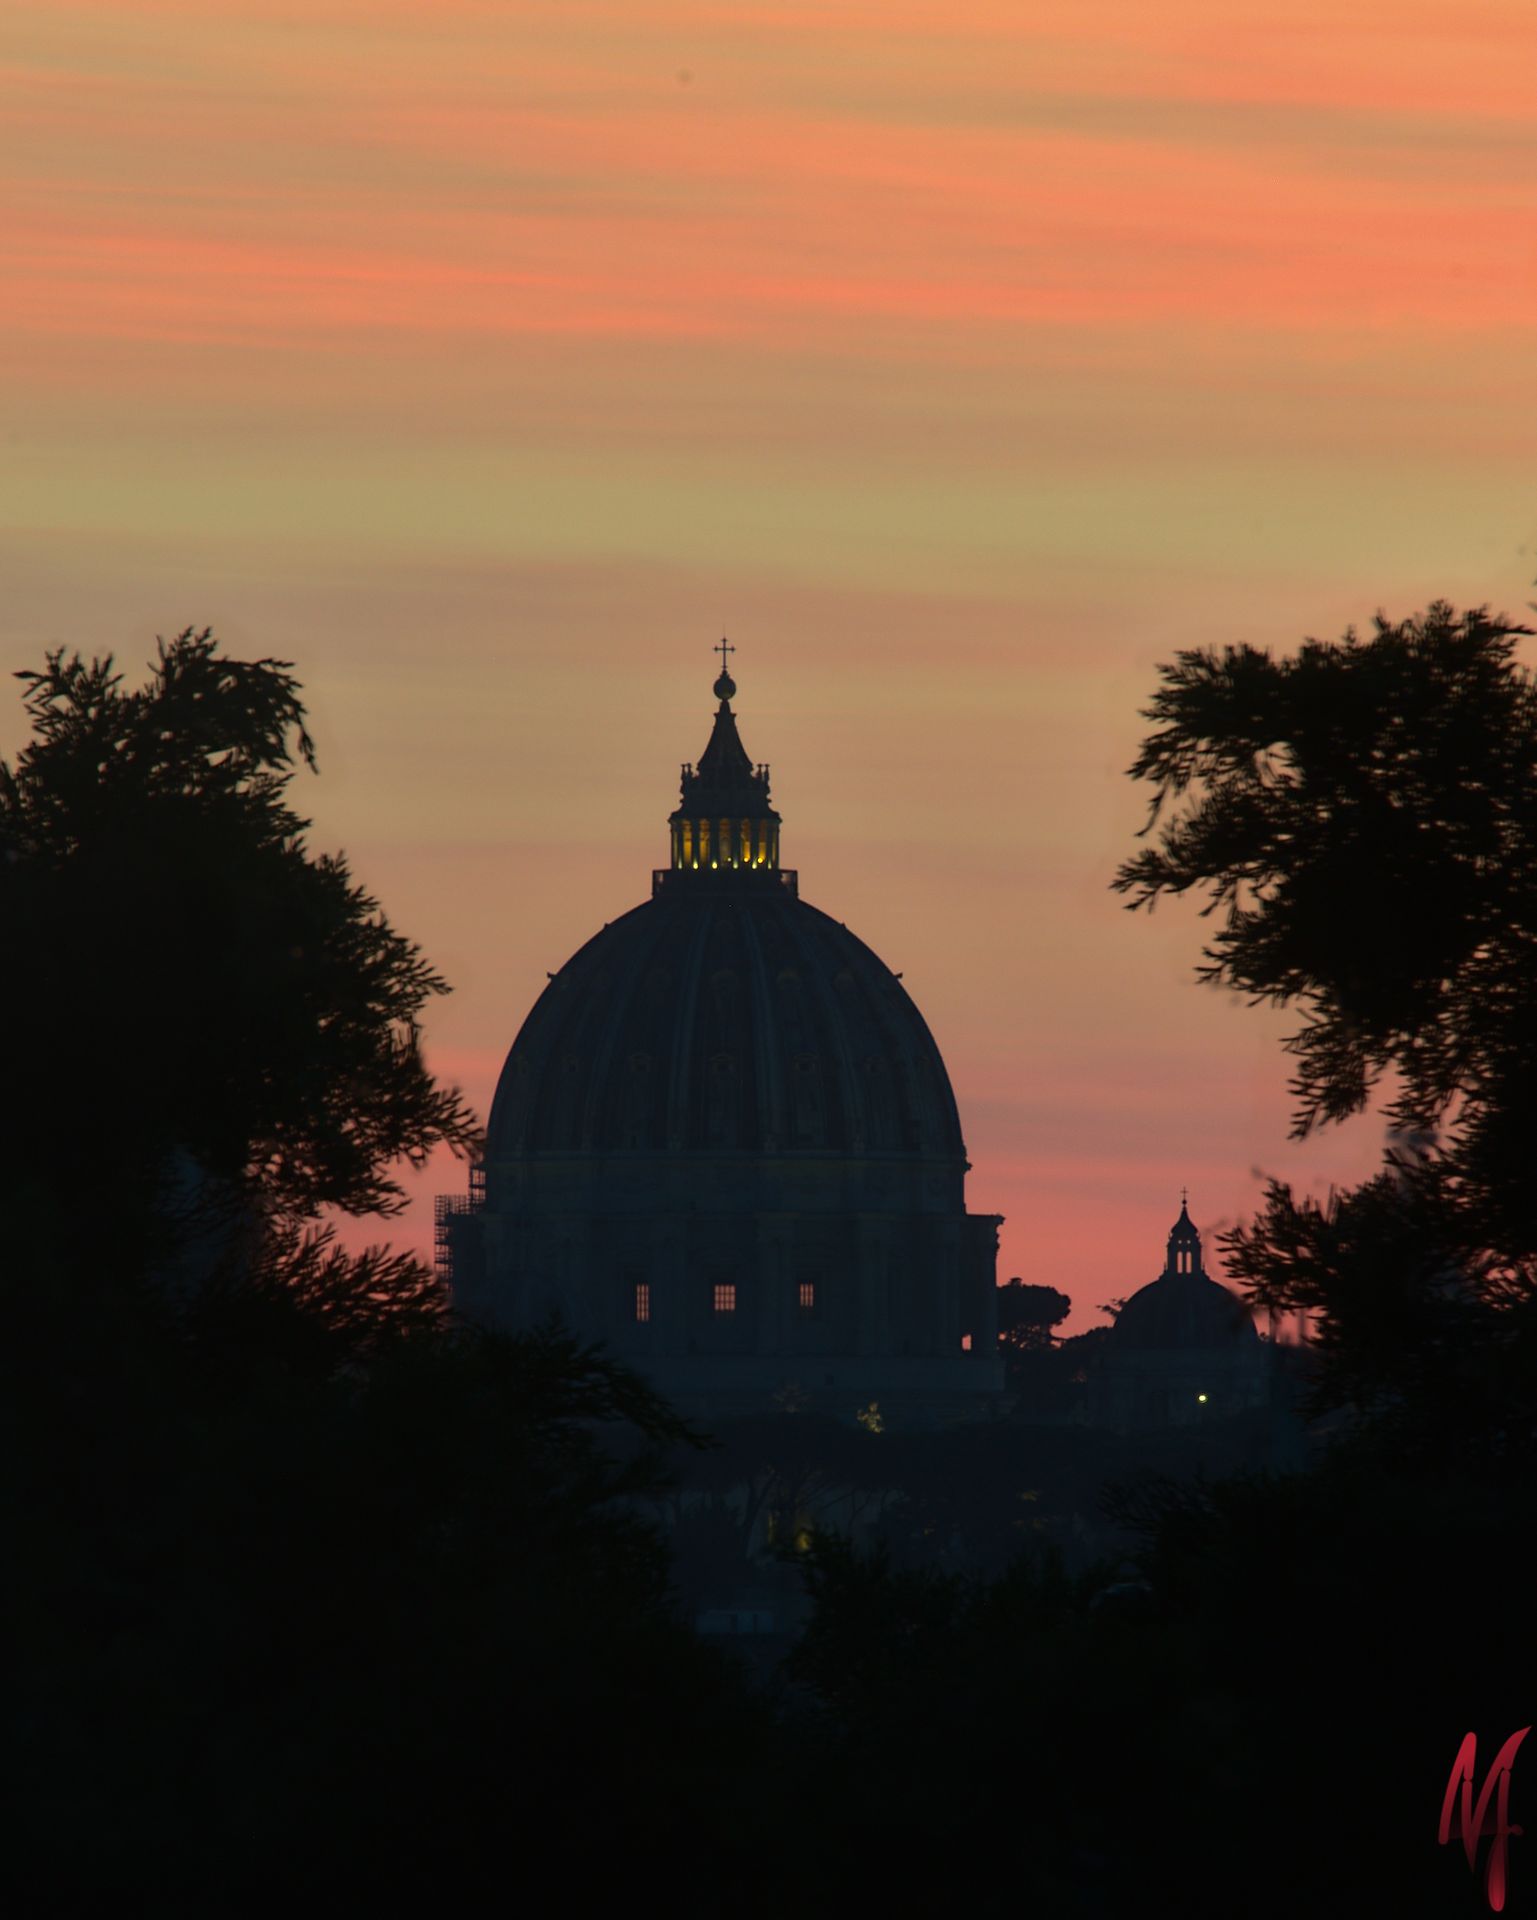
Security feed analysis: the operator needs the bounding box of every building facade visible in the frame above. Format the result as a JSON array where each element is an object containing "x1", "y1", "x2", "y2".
[{"x1": 443, "y1": 657, "x2": 1003, "y2": 1426}]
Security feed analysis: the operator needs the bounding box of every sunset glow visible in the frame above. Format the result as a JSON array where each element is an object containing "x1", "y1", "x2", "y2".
[{"x1": 6, "y1": 1, "x2": 1534, "y2": 1325}]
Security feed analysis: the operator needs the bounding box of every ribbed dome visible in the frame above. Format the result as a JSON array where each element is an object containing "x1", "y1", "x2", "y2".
[
  {"x1": 1110, "y1": 1272, "x2": 1260, "y2": 1352},
  {"x1": 486, "y1": 887, "x2": 965, "y2": 1160}
]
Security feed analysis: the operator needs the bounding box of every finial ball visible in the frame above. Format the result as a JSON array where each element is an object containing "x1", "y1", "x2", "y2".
[{"x1": 714, "y1": 669, "x2": 737, "y2": 701}]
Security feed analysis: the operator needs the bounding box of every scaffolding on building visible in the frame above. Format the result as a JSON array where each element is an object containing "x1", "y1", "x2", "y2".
[{"x1": 434, "y1": 1162, "x2": 486, "y2": 1288}]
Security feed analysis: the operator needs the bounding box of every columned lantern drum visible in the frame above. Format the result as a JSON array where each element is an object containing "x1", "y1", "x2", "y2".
[{"x1": 442, "y1": 649, "x2": 1003, "y2": 1426}]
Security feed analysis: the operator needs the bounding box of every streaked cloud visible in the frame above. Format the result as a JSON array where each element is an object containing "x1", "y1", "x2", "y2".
[{"x1": 4, "y1": 0, "x2": 1533, "y2": 1321}]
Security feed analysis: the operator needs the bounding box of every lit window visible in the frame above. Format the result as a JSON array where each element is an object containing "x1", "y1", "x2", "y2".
[
  {"x1": 698, "y1": 818, "x2": 710, "y2": 861},
  {"x1": 713, "y1": 1283, "x2": 737, "y2": 1315},
  {"x1": 680, "y1": 822, "x2": 692, "y2": 865},
  {"x1": 740, "y1": 820, "x2": 751, "y2": 864},
  {"x1": 798, "y1": 1282, "x2": 815, "y2": 1312},
  {"x1": 635, "y1": 1283, "x2": 651, "y2": 1322}
]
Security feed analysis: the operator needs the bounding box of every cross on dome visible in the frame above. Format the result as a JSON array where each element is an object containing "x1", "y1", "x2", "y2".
[{"x1": 714, "y1": 637, "x2": 738, "y2": 704}]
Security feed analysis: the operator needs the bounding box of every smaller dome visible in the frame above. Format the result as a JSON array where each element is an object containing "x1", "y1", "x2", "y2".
[
  {"x1": 1107, "y1": 1195, "x2": 1259, "y2": 1352},
  {"x1": 1110, "y1": 1272, "x2": 1259, "y2": 1352}
]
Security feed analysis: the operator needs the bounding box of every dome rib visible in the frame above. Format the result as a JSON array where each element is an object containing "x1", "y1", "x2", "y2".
[
  {"x1": 865, "y1": 968, "x2": 929, "y2": 1151},
  {"x1": 664, "y1": 903, "x2": 714, "y2": 1150},
  {"x1": 735, "y1": 902, "x2": 786, "y2": 1149},
  {"x1": 576, "y1": 903, "x2": 676, "y2": 1150},
  {"x1": 782, "y1": 906, "x2": 861, "y2": 1152}
]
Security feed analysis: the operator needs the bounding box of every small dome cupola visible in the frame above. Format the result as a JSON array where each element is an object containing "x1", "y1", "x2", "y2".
[
  {"x1": 1104, "y1": 1193, "x2": 1260, "y2": 1353},
  {"x1": 666, "y1": 640, "x2": 782, "y2": 877},
  {"x1": 1164, "y1": 1190, "x2": 1203, "y2": 1277}
]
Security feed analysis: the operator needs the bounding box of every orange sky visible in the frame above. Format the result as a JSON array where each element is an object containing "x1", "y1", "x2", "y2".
[{"x1": 4, "y1": 1, "x2": 1535, "y2": 1325}]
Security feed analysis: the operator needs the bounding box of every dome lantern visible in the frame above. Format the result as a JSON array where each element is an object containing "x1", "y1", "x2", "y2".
[
  {"x1": 1164, "y1": 1188, "x2": 1203, "y2": 1277},
  {"x1": 663, "y1": 641, "x2": 784, "y2": 885}
]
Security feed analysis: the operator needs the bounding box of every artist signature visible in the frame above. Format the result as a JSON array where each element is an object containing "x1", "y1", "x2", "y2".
[{"x1": 1440, "y1": 1728, "x2": 1531, "y2": 1912}]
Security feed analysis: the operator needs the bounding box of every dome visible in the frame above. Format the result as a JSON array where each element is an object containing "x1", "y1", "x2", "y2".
[
  {"x1": 1109, "y1": 1272, "x2": 1259, "y2": 1352},
  {"x1": 486, "y1": 889, "x2": 964, "y2": 1160},
  {"x1": 449, "y1": 648, "x2": 1004, "y2": 1429},
  {"x1": 487, "y1": 646, "x2": 964, "y2": 1164},
  {"x1": 1107, "y1": 1195, "x2": 1260, "y2": 1352}
]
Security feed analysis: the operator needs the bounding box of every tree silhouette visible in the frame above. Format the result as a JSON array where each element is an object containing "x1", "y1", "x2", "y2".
[
  {"x1": 995, "y1": 1278, "x2": 1076, "y2": 1405},
  {"x1": 1113, "y1": 602, "x2": 1537, "y2": 1452},
  {"x1": 996, "y1": 1278, "x2": 1072, "y2": 1351},
  {"x1": 0, "y1": 628, "x2": 480, "y2": 1336}
]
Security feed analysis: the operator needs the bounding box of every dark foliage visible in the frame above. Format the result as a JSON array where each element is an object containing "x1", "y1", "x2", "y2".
[
  {"x1": 0, "y1": 629, "x2": 480, "y2": 1332},
  {"x1": 996, "y1": 1278, "x2": 1072, "y2": 1351},
  {"x1": 1113, "y1": 602, "x2": 1537, "y2": 1147},
  {"x1": 995, "y1": 1278, "x2": 1081, "y2": 1402},
  {"x1": 778, "y1": 1440, "x2": 1537, "y2": 1919},
  {"x1": 1113, "y1": 602, "x2": 1537, "y2": 1444},
  {"x1": 7, "y1": 1299, "x2": 791, "y2": 1901}
]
